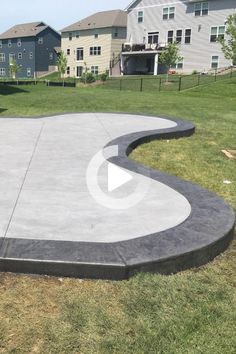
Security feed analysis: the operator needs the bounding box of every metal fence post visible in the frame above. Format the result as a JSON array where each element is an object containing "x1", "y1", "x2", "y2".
[
  {"x1": 159, "y1": 78, "x2": 162, "y2": 91},
  {"x1": 230, "y1": 66, "x2": 233, "y2": 79},
  {"x1": 198, "y1": 74, "x2": 200, "y2": 86},
  {"x1": 178, "y1": 76, "x2": 182, "y2": 91},
  {"x1": 215, "y1": 69, "x2": 217, "y2": 82},
  {"x1": 140, "y1": 78, "x2": 143, "y2": 92},
  {"x1": 120, "y1": 79, "x2": 122, "y2": 91}
]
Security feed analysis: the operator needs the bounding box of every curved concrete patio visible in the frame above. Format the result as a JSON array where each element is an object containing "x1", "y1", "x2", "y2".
[{"x1": 0, "y1": 113, "x2": 234, "y2": 279}]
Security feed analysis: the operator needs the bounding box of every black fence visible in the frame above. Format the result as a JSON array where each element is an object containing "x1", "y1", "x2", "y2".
[
  {"x1": 105, "y1": 67, "x2": 236, "y2": 92},
  {"x1": 0, "y1": 79, "x2": 76, "y2": 88},
  {"x1": 0, "y1": 80, "x2": 38, "y2": 86}
]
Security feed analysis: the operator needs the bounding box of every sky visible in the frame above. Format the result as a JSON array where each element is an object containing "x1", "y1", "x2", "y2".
[{"x1": 0, "y1": 0, "x2": 130, "y2": 34}]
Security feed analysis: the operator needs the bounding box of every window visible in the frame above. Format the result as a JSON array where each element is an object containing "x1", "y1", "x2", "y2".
[
  {"x1": 38, "y1": 37, "x2": 43, "y2": 44},
  {"x1": 138, "y1": 11, "x2": 143, "y2": 23},
  {"x1": 171, "y1": 58, "x2": 184, "y2": 69},
  {"x1": 76, "y1": 66, "x2": 83, "y2": 77},
  {"x1": 210, "y1": 26, "x2": 225, "y2": 42},
  {"x1": 148, "y1": 32, "x2": 159, "y2": 45},
  {"x1": 211, "y1": 55, "x2": 219, "y2": 68},
  {"x1": 76, "y1": 47, "x2": 84, "y2": 60},
  {"x1": 176, "y1": 30, "x2": 182, "y2": 43},
  {"x1": 67, "y1": 66, "x2": 70, "y2": 75},
  {"x1": 29, "y1": 52, "x2": 33, "y2": 59},
  {"x1": 0, "y1": 53, "x2": 5, "y2": 62},
  {"x1": 49, "y1": 52, "x2": 53, "y2": 60},
  {"x1": 18, "y1": 52, "x2": 22, "y2": 59},
  {"x1": 76, "y1": 32, "x2": 80, "y2": 38},
  {"x1": 69, "y1": 32, "x2": 73, "y2": 41},
  {"x1": 114, "y1": 28, "x2": 118, "y2": 38},
  {"x1": 27, "y1": 68, "x2": 31, "y2": 77},
  {"x1": 17, "y1": 38, "x2": 21, "y2": 47},
  {"x1": 9, "y1": 53, "x2": 15, "y2": 64},
  {"x1": 0, "y1": 68, "x2": 6, "y2": 76},
  {"x1": 167, "y1": 30, "x2": 174, "y2": 43},
  {"x1": 0, "y1": 40, "x2": 2, "y2": 48},
  {"x1": 91, "y1": 66, "x2": 99, "y2": 75},
  {"x1": 163, "y1": 7, "x2": 175, "y2": 20},
  {"x1": 67, "y1": 49, "x2": 70, "y2": 55},
  {"x1": 90, "y1": 46, "x2": 101, "y2": 55},
  {"x1": 185, "y1": 29, "x2": 191, "y2": 44},
  {"x1": 195, "y1": 2, "x2": 209, "y2": 16},
  {"x1": 94, "y1": 33, "x2": 99, "y2": 39},
  {"x1": 8, "y1": 40, "x2": 12, "y2": 48}
]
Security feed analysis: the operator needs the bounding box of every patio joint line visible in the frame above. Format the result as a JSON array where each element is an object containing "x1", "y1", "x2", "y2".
[
  {"x1": 3, "y1": 122, "x2": 45, "y2": 239},
  {"x1": 94, "y1": 113, "x2": 113, "y2": 140}
]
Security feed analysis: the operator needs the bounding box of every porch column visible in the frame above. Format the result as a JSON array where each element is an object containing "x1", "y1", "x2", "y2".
[
  {"x1": 154, "y1": 54, "x2": 159, "y2": 76},
  {"x1": 120, "y1": 54, "x2": 124, "y2": 76}
]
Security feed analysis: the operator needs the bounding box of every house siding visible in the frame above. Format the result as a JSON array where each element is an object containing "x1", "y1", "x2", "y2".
[
  {"x1": 62, "y1": 26, "x2": 127, "y2": 77},
  {"x1": 0, "y1": 26, "x2": 61, "y2": 78},
  {"x1": 35, "y1": 28, "x2": 61, "y2": 76},
  {"x1": 127, "y1": 0, "x2": 236, "y2": 73}
]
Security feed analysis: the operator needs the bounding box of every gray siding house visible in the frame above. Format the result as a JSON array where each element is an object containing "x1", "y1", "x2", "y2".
[
  {"x1": 0, "y1": 22, "x2": 61, "y2": 78},
  {"x1": 122, "y1": 0, "x2": 236, "y2": 75}
]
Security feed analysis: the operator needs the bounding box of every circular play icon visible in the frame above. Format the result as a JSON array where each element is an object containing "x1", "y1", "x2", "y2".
[{"x1": 86, "y1": 145, "x2": 150, "y2": 210}]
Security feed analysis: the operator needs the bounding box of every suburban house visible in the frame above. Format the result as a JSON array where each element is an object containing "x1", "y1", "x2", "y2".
[
  {"x1": 61, "y1": 10, "x2": 127, "y2": 77},
  {"x1": 0, "y1": 22, "x2": 61, "y2": 78},
  {"x1": 121, "y1": 0, "x2": 236, "y2": 75}
]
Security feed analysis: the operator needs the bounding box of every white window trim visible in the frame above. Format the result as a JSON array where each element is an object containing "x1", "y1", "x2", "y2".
[
  {"x1": 163, "y1": 6, "x2": 175, "y2": 20},
  {"x1": 0, "y1": 53, "x2": 5, "y2": 62},
  {"x1": 138, "y1": 11, "x2": 144, "y2": 23},
  {"x1": 18, "y1": 52, "x2": 22, "y2": 59},
  {"x1": 211, "y1": 55, "x2": 219, "y2": 69},
  {"x1": 17, "y1": 39, "x2": 22, "y2": 47},
  {"x1": 210, "y1": 26, "x2": 225, "y2": 42},
  {"x1": 91, "y1": 65, "x2": 99, "y2": 75},
  {"x1": 27, "y1": 68, "x2": 31, "y2": 77},
  {"x1": 194, "y1": 2, "x2": 209, "y2": 17},
  {"x1": 0, "y1": 68, "x2": 6, "y2": 76}
]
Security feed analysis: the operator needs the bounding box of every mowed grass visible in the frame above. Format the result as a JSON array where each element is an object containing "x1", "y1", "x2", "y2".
[{"x1": 0, "y1": 79, "x2": 235, "y2": 353}]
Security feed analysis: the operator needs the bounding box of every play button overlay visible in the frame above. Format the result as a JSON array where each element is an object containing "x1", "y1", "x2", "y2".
[
  {"x1": 86, "y1": 145, "x2": 150, "y2": 210},
  {"x1": 108, "y1": 163, "x2": 133, "y2": 192}
]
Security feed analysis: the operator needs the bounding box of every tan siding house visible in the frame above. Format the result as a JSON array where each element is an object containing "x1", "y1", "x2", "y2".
[{"x1": 61, "y1": 10, "x2": 127, "y2": 77}]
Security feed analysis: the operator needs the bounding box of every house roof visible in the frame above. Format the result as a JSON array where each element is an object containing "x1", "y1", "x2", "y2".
[
  {"x1": 0, "y1": 21, "x2": 55, "y2": 40},
  {"x1": 61, "y1": 10, "x2": 127, "y2": 33}
]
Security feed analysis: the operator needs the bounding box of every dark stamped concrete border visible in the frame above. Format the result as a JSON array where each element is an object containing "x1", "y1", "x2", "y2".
[{"x1": 0, "y1": 114, "x2": 235, "y2": 280}]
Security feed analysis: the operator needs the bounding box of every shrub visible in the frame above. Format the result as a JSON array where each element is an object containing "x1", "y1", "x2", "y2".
[
  {"x1": 80, "y1": 72, "x2": 96, "y2": 84},
  {"x1": 192, "y1": 70, "x2": 199, "y2": 75},
  {"x1": 100, "y1": 72, "x2": 109, "y2": 82}
]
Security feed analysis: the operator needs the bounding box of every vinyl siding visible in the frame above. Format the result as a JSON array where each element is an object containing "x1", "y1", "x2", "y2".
[
  {"x1": 127, "y1": 0, "x2": 236, "y2": 73},
  {"x1": 62, "y1": 27, "x2": 126, "y2": 77}
]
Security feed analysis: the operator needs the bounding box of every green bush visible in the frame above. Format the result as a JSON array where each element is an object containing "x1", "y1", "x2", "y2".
[
  {"x1": 80, "y1": 72, "x2": 96, "y2": 84},
  {"x1": 192, "y1": 70, "x2": 199, "y2": 75},
  {"x1": 100, "y1": 72, "x2": 109, "y2": 82}
]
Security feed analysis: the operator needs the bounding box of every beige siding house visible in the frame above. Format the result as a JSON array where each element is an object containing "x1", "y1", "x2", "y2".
[
  {"x1": 61, "y1": 10, "x2": 127, "y2": 77},
  {"x1": 122, "y1": 0, "x2": 236, "y2": 75}
]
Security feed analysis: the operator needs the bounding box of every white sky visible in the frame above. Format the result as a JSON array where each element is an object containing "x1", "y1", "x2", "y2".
[{"x1": 0, "y1": 0, "x2": 130, "y2": 33}]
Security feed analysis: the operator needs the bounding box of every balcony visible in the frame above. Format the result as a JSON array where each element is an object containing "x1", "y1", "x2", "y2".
[{"x1": 122, "y1": 42, "x2": 167, "y2": 54}]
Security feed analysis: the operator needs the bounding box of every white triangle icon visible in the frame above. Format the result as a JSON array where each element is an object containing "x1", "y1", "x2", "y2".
[{"x1": 108, "y1": 163, "x2": 133, "y2": 192}]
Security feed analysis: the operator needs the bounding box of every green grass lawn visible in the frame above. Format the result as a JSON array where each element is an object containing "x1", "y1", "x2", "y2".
[{"x1": 0, "y1": 79, "x2": 235, "y2": 353}]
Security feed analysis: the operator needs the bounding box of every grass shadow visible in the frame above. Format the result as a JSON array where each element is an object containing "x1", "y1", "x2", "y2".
[
  {"x1": 0, "y1": 108, "x2": 7, "y2": 114},
  {"x1": 0, "y1": 85, "x2": 29, "y2": 95}
]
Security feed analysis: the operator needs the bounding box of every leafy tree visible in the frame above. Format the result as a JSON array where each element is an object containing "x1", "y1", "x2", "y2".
[
  {"x1": 219, "y1": 14, "x2": 236, "y2": 65},
  {"x1": 159, "y1": 42, "x2": 182, "y2": 81},
  {"x1": 57, "y1": 51, "x2": 67, "y2": 80},
  {"x1": 9, "y1": 59, "x2": 21, "y2": 79}
]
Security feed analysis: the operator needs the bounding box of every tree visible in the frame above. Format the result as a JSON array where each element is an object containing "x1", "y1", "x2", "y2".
[
  {"x1": 9, "y1": 59, "x2": 21, "y2": 79},
  {"x1": 57, "y1": 51, "x2": 67, "y2": 80},
  {"x1": 219, "y1": 14, "x2": 236, "y2": 65},
  {"x1": 159, "y1": 42, "x2": 182, "y2": 81}
]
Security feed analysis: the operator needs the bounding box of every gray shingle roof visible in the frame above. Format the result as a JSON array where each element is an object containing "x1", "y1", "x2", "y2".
[
  {"x1": 0, "y1": 22, "x2": 48, "y2": 39},
  {"x1": 61, "y1": 10, "x2": 127, "y2": 33}
]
